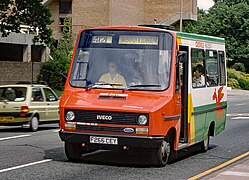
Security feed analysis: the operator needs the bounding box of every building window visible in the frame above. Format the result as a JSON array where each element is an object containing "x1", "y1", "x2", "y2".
[
  {"x1": 59, "y1": 17, "x2": 65, "y2": 32},
  {"x1": 59, "y1": 0, "x2": 72, "y2": 14},
  {"x1": 59, "y1": 17, "x2": 72, "y2": 33}
]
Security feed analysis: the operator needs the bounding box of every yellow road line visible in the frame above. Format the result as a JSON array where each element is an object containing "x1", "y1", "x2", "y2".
[{"x1": 188, "y1": 151, "x2": 249, "y2": 180}]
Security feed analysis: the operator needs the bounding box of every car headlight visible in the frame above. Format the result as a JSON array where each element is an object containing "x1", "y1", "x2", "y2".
[
  {"x1": 66, "y1": 111, "x2": 75, "y2": 121},
  {"x1": 137, "y1": 115, "x2": 148, "y2": 125}
]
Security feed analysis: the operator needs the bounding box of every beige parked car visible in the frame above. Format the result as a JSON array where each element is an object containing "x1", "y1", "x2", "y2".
[{"x1": 0, "y1": 84, "x2": 59, "y2": 131}]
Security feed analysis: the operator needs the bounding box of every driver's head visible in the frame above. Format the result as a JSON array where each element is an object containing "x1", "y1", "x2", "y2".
[{"x1": 108, "y1": 61, "x2": 117, "y2": 73}]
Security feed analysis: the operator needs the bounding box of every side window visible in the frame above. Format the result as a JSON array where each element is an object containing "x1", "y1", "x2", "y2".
[
  {"x1": 32, "y1": 88, "x2": 44, "y2": 102},
  {"x1": 206, "y1": 50, "x2": 218, "y2": 87},
  {"x1": 218, "y1": 51, "x2": 226, "y2": 85},
  {"x1": 191, "y1": 49, "x2": 205, "y2": 88},
  {"x1": 43, "y1": 88, "x2": 57, "y2": 102},
  {"x1": 71, "y1": 50, "x2": 89, "y2": 86}
]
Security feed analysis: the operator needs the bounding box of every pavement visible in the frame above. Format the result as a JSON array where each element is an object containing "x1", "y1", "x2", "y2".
[
  {"x1": 200, "y1": 88, "x2": 249, "y2": 180},
  {"x1": 201, "y1": 154, "x2": 249, "y2": 180}
]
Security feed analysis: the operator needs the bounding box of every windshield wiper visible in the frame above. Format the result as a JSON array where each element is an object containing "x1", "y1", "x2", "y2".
[
  {"x1": 129, "y1": 84, "x2": 161, "y2": 88},
  {"x1": 86, "y1": 82, "x2": 124, "y2": 90},
  {"x1": 94, "y1": 82, "x2": 123, "y2": 86}
]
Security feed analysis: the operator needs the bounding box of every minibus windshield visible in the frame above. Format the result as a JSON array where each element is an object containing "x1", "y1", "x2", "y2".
[{"x1": 70, "y1": 30, "x2": 173, "y2": 90}]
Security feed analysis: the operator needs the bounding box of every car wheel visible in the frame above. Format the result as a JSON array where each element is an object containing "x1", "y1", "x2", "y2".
[{"x1": 30, "y1": 116, "x2": 39, "y2": 132}]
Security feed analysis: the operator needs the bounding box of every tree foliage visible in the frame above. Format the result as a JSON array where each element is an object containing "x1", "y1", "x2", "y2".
[
  {"x1": 0, "y1": 0, "x2": 53, "y2": 45},
  {"x1": 184, "y1": 0, "x2": 249, "y2": 71},
  {"x1": 38, "y1": 17, "x2": 73, "y2": 91}
]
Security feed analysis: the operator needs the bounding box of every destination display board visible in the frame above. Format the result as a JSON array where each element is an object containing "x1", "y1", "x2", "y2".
[
  {"x1": 119, "y1": 35, "x2": 158, "y2": 45},
  {"x1": 92, "y1": 36, "x2": 113, "y2": 44}
]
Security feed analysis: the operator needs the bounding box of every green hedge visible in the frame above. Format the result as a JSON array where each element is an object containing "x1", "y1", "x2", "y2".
[{"x1": 227, "y1": 68, "x2": 249, "y2": 90}]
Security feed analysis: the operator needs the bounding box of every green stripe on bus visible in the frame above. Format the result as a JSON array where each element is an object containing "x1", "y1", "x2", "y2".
[
  {"x1": 176, "y1": 32, "x2": 225, "y2": 43},
  {"x1": 194, "y1": 101, "x2": 227, "y2": 112}
]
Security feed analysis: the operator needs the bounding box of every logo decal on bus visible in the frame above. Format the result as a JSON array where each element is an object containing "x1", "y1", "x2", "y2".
[
  {"x1": 123, "y1": 128, "x2": 135, "y2": 133},
  {"x1": 213, "y1": 87, "x2": 224, "y2": 107},
  {"x1": 213, "y1": 87, "x2": 225, "y2": 122},
  {"x1": 96, "y1": 115, "x2": 112, "y2": 120}
]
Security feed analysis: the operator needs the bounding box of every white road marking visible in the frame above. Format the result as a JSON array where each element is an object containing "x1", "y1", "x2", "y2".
[
  {"x1": 0, "y1": 134, "x2": 31, "y2": 141},
  {"x1": 234, "y1": 103, "x2": 247, "y2": 106},
  {"x1": 0, "y1": 159, "x2": 52, "y2": 173},
  {"x1": 53, "y1": 129, "x2": 59, "y2": 133},
  {"x1": 227, "y1": 113, "x2": 249, "y2": 117},
  {"x1": 231, "y1": 117, "x2": 249, "y2": 120},
  {"x1": 221, "y1": 171, "x2": 249, "y2": 177}
]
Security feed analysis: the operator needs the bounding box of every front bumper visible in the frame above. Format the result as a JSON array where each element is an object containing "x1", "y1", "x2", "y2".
[{"x1": 59, "y1": 130, "x2": 164, "y2": 149}]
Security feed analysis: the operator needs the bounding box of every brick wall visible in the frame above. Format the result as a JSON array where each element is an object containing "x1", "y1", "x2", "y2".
[
  {"x1": 72, "y1": 0, "x2": 109, "y2": 39},
  {"x1": 48, "y1": 0, "x2": 197, "y2": 40},
  {"x1": 109, "y1": 0, "x2": 144, "y2": 26},
  {"x1": 0, "y1": 61, "x2": 42, "y2": 85}
]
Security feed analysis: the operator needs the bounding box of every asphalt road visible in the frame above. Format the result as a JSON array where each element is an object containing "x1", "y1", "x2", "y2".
[{"x1": 0, "y1": 90, "x2": 249, "y2": 180}]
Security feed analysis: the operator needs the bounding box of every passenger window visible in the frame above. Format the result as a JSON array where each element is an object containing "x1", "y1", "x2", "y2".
[
  {"x1": 218, "y1": 51, "x2": 226, "y2": 85},
  {"x1": 206, "y1": 50, "x2": 218, "y2": 87},
  {"x1": 32, "y1": 88, "x2": 44, "y2": 102},
  {"x1": 191, "y1": 49, "x2": 205, "y2": 88},
  {"x1": 43, "y1": 88, "x2": 57, "y2": 101}
]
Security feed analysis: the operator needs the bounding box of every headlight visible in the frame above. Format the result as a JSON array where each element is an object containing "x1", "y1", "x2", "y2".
[
  {"x1": 137, "y1": 115, "x2": 148, "y2": 125},
  {"x1": 66, "y1": 111, "x2": 75, "y2": 121}
]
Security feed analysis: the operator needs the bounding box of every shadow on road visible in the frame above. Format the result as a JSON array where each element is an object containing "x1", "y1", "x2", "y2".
[{"x1": 43, "y1": 142, "x2": 218, "y2": 168}]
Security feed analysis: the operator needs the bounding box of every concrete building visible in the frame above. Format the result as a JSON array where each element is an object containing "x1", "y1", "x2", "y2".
[
  {"x1": 0, "y1": 32, "x2": 50, "y2": 84},
  {"x1": 43, "y1": 0, "x2": 197, "y2": 40}
]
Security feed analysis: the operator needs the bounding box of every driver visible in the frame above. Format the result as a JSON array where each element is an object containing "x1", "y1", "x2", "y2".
[{"x1": 99, "y1": 60, "x2": 127, "y2": 87}]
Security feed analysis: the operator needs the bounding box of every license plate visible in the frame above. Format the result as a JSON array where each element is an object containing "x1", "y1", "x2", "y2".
[
  {"x1": 90, "y1": 136, "x2": 118, "y2": 145},
  {"x1": 0, "y1": 116, "x2": 14, "y2": 122}
]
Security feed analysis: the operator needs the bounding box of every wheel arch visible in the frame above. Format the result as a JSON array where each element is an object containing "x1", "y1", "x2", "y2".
[
  {"x1": 165, "y1": 127, "x2": 177, "y2": 149},
  {"x1": 209, "y1": 121, "x2": 215, "y2": 136}
]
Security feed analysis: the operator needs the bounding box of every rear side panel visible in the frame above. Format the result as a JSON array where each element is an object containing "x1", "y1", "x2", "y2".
[{"x1": 177, "y1": 32, "x2": 227, "y2": 145}]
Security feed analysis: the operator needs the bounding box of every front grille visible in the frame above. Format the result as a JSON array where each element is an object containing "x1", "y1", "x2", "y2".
[
  {"x1": 76, "y1": 125, "x2": 129, "y2": 133},
  {"x1": 67, "y1": 110, "x2": 148, "y2": 125}
]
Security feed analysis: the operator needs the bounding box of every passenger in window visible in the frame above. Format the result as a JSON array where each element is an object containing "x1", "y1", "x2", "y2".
[
  {"x1": 99, "y1": 60, "x2": 127, "y2": 88},
  {"x1": 32, "y1": 92, "x2": 44, "y2": 102},
  {"x1": 14, "y1": 90, "x2": 25, "y2": 101},
  {"x1": 193, "y1": 64, "x2": 205, "y2": 87}
]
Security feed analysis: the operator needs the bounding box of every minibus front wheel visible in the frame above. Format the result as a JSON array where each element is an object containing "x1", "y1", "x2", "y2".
[
  {"x1": 65, "y1": 141, "x2": 83, "y2": 162},
  {"x1": 151, "y1": 138, "x2": 170, "y2": 167}
]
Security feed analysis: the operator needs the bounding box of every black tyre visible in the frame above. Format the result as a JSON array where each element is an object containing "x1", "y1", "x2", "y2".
[
  {"x1": 30, "y1": 116, "x2": 39, "y2": 132},
  {"x1": 201, "y1": 129, "x2": 210, "y2": 152},
  {"x1": 65, "y1": 142, "x2": 83, "y2": 162},
  {"x1": 151, "y1": 139, "x2": 170, "y2": 167},
  {"x1": 168, "y1": 148, "x2": 178, "y2": 163}
]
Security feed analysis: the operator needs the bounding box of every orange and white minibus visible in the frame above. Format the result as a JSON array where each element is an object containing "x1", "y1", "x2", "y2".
[{"x1": 59, "y1": 25, "x2": 227, "y2": 166}]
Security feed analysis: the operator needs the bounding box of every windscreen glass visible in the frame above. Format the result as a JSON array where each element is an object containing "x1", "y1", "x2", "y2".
[{"x1": 70, "y1": 30, "x2": 173, "y2": 90}]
